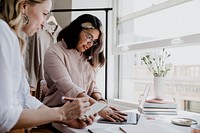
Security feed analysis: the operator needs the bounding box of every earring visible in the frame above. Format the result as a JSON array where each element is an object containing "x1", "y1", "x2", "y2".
[{"x1": 23, "y1": 14, "x2": 29, "y2": 25}]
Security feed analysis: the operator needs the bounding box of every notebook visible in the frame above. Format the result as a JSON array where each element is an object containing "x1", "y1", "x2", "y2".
[{"x1": 97, "y1": 85, "x2": 150, "y2": 125}]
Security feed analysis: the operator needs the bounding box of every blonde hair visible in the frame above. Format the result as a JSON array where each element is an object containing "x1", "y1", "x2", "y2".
[{"x1": 0, "y1": 0, "x2": 47, "y2": 54}]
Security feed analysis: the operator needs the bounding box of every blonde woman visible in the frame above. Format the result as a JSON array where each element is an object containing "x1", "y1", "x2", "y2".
[{"x1": 0, "y1": 0, "x2": 92, "y2": 132}]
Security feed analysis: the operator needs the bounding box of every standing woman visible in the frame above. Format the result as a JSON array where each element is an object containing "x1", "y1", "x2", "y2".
[
  {"x1": 0, "y1": 0, "x2": 91, "y2": 132},
  {"x1": 43, "y1": 14, "x2": 126, "y2": 128}
]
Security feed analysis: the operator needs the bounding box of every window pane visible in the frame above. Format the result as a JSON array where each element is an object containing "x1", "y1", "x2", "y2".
[
  {"x1": 118, "y1": 0, "x2": 168, "y2": 17},
  {"x1": 185, "y1": 101, "x2": 200, "y2": 113},
  {"x1": 119, "y1": 46, "x2": 200, "y2": 110},
  {"x1": 118, "y1": 0, "x2": 200, "y2": 45}
]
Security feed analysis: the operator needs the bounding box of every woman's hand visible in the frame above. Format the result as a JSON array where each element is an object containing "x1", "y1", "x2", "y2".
[
  {"x1": 98, "y1": 106, "x2": 127, "y2": 122},
  {"x1": 59, "y1": 97, "x2": 91, "y2": 121},
  {"x1": 63, "y1": 115, "x2": 95, "y2": 129}
]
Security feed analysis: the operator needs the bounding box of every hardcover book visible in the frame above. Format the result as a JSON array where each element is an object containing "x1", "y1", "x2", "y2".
[
  {"x1": 144, "y1": 97, "x2": 177, "y2": 109},
  {"x1": 143, "y1": 111, "x2": 177, "y2": 115}
]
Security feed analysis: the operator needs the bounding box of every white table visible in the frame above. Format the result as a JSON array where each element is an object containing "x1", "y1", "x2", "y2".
[{"x1": 53, "y1": 110, "x2": 200, "y2": 133}]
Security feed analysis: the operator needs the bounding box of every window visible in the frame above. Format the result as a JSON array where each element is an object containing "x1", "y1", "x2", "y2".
[
  {"x1": 112, "y1": 0, "x2": 200, "y2": 112},
  {"x1": 185, "y1": 100, "x2": 200, "y2": 113},
  {"x1": 118, "y1": 0, "x2": 200, "y2": 45}
]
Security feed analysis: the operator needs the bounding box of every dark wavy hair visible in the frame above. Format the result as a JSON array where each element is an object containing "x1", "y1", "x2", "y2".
[{"x1": 57, "y1": 14, "x2": 105, "y2": 67}]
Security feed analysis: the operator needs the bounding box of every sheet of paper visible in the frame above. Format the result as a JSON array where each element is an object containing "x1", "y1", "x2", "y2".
[
  {"x1": 119, "y1": 123, "x2": 186, "y2": 133},
  {"x1": 85, "y1": 102, "x2": 107, "y2": 117}
]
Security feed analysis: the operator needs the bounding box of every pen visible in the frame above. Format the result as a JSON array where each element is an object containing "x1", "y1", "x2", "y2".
[
  {"x1": 62, "y1": 96, "x2": 88, "y2": 121},
  {"x1": 88, "y1": 129, "x2": 93, "y2": 133},
  {"x1": 61, "y1": 96, "x2": 75, "y2": 103},
  {"x1": 119, "y1": 127, "x2": 127, "y2": 133}
]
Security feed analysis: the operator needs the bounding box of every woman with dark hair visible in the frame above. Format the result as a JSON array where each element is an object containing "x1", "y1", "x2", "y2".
[
  {"x1": 43, "y1": 14, "x2": 126, "y2": 128},
  {"x1": 57, "y1": 14, "x2": 105, "y2": 67}
]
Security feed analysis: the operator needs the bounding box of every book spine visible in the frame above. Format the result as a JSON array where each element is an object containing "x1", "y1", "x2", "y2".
[
  {"x1": 143, "y1": 108, "x2": 177, "y2": 112},
  {"x1": 143, "y1": 104, "x2": 177, "y2": 109},
  {"x1": 143, "y1": 111, "x2": 177, "y2": 115}
]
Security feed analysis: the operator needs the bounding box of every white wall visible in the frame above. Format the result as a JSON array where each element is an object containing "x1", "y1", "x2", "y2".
[{"x1": 53, "y1": 0, "x2": 72, "y2": 28}]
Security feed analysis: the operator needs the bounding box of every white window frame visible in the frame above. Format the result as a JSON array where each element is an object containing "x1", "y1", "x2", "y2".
[
  {"x1": 112, "y1": 0, "x2": 200, "y2": 54},
  {"x1": 110, "y1": 0, "x2": 200, "y2": 106}
]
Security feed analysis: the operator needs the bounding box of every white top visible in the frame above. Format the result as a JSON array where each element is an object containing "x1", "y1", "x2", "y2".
[{"x1": 0, "y1": 19, "x2": 43, "y2": 132}]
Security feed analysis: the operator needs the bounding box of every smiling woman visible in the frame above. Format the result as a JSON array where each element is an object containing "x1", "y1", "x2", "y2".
[
  {"x1": 43, "y1": 14, "x2": 127, "y2": 129},
  {"x1": 77, "y1": 28, "x2": 99, "y2": 52},
  {"x1": 82, "y1": 29, "x2": 99, "y2": 47},
  {"x1": 22, "y1": 0, "x2": 52, "y2": 36},
  {"x1": 0, "y1": 0, "x2": 91, "y2": 133}
]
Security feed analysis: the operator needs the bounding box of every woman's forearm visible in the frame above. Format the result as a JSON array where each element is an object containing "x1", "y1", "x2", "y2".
[
  {"x1": 13, "y1": 105, "x2": 62, "y2": 129},
  {"x1": 91, "y1": 92, "x2": 102, "y2": 101},
  {"x1": 91, "y1": 92, "x2": 107, "y2": 104},
  {"x1": 13, "y1": 97, "x2": 90, "y2": 130},
  {"x1": 77, "y1": 93, "x2": 96, "y2": 105},
  {"x1": 77, "y1": 92, "x2": 107, "y2": 105}
]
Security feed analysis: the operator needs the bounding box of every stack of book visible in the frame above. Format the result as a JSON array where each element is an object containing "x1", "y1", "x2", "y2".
[{"x1": 142, "y1": 97, "x2": 177, "y2": 115}]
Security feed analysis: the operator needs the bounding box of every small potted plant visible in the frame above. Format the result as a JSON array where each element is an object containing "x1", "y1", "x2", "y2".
[{"x1": 141, "y1": 48, "x2": 172, "y2": 99}]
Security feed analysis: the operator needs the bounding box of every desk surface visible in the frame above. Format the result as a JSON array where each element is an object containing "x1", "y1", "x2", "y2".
[{"x1": 53, "y1": 110, "x2": 200, "y2": 133}]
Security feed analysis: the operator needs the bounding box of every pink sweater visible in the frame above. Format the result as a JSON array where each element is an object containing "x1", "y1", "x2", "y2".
[{"x1": 43, "y1": 40, "x2": 101, "y2": 107}]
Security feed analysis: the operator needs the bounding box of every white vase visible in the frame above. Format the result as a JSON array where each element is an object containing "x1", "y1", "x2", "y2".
[{"x1": 153, "y1": 76, "x2": 165, "y2": 99}]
